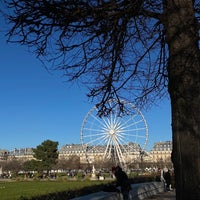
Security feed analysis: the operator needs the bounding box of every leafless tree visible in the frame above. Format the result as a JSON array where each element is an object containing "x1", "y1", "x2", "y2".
[
  {"x1": 54, "y1": 158, "x2": 69, "y2": 171},
  {"x1": 1, "y1": 1, "x2": 200, "y2": 199},
  {"x1": 4, "y1": 160, "x2": 23, "y2": 174}
]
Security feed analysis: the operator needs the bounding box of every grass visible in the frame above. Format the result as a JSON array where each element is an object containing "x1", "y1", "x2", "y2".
[{"x1": 0, "y1": 180, "x2": 107, "y2": 200}]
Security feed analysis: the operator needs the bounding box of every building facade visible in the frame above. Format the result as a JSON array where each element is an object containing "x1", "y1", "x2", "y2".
[
  {"x1": 149, "y1": 141, "x2": 172, "y2": 163},
  {"x1": 0, "y1": 141, "x2": 172, "y2": 164}
]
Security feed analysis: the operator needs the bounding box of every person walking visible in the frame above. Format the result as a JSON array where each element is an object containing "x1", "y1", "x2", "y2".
[
  {"x1": 112, "y1": 166, "x2": 131, "y2": 200},
  {"x1": 161, "y1": 167, "x2": 168, "y2": 191},
  {"x1": 164, "y1": 169, "x2": 171, "y2": 191}
]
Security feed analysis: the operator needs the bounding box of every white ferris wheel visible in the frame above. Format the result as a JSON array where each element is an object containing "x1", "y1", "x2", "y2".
[{"x1": 80, "y1": 99, "x2": 148, "y2": 168}]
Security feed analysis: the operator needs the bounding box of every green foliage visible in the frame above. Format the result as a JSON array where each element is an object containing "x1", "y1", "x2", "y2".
[
  {"x1": 128, "y1": 172, "x2": 138, "y2": 179},
  {"x1": 33, "y1": 140, "x2": 59, "y2": 173},
  {"x1": 23, "y1": 160, "x2": 40, "y2": 172},
  {"x1": 0, "y1": 180, "x2": 107, "y2": 200}
]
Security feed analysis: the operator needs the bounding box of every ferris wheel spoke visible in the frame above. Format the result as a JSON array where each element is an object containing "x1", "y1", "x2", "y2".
[
  {"x1": 113, "y1": 119, "x2": 131, "y2": 131},
  {"x1": 101, "y1": 134, "x2": 112, "y2": 146},
  {"x1": 116, "y1": 129, "x2": 146, "y2": 136},
  {"x1": 103, "y1": 138, "x2": 113, "y2": 159},
  {"x1": 85, "y1": 134, "x2": 109, "y2": 146},
  {"x1": 118, "y1": 130, "x2": 146, "y2": 137},
  {"x1": 113, "y1": 119, "x2": 122, "y2": 130},
  {"x1": 83, "y1": 127, "x2": 106, "y2": 133},
  {"x1": 90, "y1": 113, "x2": 109, "y2": 128},
  {"x1": 115, "y1": 134, "x2": 129, "y2": 147},
  {"x1": 122, "y1": 125, "x2": 143, "y2": 131},
  {"x1": 117, "y1": 127, "x2": 146, "y2": 133},
  {"x1": 114, "y1": 133, "x2": 126, "y2": 143},
  {"x1": 86, "y1": 139, "x2": 108, "y2": 153},
  {"x1": 113, "y1": 139, "x2": 126, "y2": 164},
  {"x1": 102, "y1": 117, "x2": 113, "y2": 130},
  {"x1": 119, "y1": 132, "x2": 147, "y2": 138},
  {"x1": 101, "y1": 126, "x2": 112, "y2": 133},
  {"x1": 118, "y1": 119, "x2": 145, "y2": 130},
  {"x1": 83, "y1": 131, "x2": 107, "y2": 138},
  {"x1": 116, "y1": 114, "x2": 137, "y2": 128},
  {"x1": 117, "y1": 134, "x2": 146, "y2": 144},
  {"x1": 112, "y1": 111, "x2": 120, "y2": 127}
]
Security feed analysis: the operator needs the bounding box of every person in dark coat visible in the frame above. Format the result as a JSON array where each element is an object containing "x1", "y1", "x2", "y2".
[
  {"x1": 164, "y1": 169, "x2": 171, "y2": 191},
  {"x1": 112, "y1": 166, "x2": 131, "y2": 200}
]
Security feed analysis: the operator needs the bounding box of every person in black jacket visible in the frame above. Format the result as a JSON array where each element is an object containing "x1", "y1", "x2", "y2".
[
  {"x1": 112, "y1": 166, "x2": 131, "y2": 200},
  {"x1": 163, "y1": 169, "x2": 171, "y2": 191}
]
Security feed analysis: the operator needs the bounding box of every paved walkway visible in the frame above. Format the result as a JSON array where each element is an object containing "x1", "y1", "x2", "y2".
[{"x1": 145, "y1": 190, "x2": 176, "y2": 200}]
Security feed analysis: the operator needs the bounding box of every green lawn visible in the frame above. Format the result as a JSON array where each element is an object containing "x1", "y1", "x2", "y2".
[{"x1": 0, "y1": 180, "x2": 106, "y2": 200}]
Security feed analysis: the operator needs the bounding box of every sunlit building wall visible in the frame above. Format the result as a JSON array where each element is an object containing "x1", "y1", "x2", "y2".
[
  {"x1": 0, "y1": 141, "x2": 172, "y2": 164},
  {"x1": 149, "y1": 141, "x2": 172, "y2": 162}
]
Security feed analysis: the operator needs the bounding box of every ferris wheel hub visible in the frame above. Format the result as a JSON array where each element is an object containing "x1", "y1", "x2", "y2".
[{"x1": 109, "y1": 129, "x2": 115, "y2": 135}]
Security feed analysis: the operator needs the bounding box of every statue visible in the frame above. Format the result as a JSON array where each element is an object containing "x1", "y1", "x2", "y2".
[{"x1": 91, "y1": 165, "x2": 97, "y2": 180}]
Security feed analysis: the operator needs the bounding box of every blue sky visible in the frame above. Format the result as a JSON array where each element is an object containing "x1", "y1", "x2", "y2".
[{"x1": 0, "y1": 24, "x2": 172, "y2": 152}]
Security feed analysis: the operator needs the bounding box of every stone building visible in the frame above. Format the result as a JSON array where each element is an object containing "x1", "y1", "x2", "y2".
[
  {"x1": 9, "y1": 148, "x2": 34, "y2": 161},
  {"x1": 0, "y1": 141, "x2": 173, "y2": 165},
  {"x1": 59, "y1": 144, "x2": 86, "y2": 163},
  {"x1": 0, "y1": 149, "x2": 9, "y2": 160},
  {"x1": 150, "y1": 141, "x2": 172, "y2": 162},
  {"x1": 59, "y1": 142, "x2": 142, "y2": 165}
]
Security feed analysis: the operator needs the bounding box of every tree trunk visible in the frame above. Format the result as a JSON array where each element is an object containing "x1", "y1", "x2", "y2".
[{"x1": 163, "y1": 1, "x2": 200, "y2": 199}]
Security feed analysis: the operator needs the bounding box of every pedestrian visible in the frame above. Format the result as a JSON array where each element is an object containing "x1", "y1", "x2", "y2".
[
  {"x1": 111, "y1": 166, "x2": 131, "y2": 200},
  {"x1": 164, "y1": 169, "x2": 171, "y2": 191},
  {"x1": 161, "y1": 167, "x2": 168, "y2": 191},
  {"x1": 160, "y1": 168, "x2": 166, "y2": 190}
]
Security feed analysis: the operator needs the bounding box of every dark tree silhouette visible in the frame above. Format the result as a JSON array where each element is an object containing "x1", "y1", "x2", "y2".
[
  {"x1": 1, "y1": 1, "x2": 200, "y2": 199},
  {"x1": 33, "y1": 140, "x2": 59, "y2": 175}
]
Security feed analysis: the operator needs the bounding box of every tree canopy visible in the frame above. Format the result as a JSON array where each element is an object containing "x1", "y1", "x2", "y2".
[
  {"x1": 33, "y1": 140, "x2": 59, "y2": 173},
  {"x1": 2, "y1": 0, "x2": 171, "y2": 113}
]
